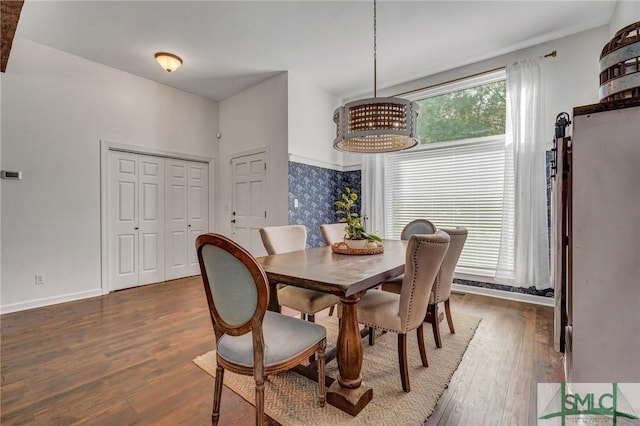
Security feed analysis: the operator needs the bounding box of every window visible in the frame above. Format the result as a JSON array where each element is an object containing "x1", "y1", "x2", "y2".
[{"x1": 384, "y1": 70, "x2": 508, "y2": 277}]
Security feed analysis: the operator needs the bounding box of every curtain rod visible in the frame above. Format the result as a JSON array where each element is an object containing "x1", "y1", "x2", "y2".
[{"x1": 393, "y1": 50, "x2": 557, "y2": 98}]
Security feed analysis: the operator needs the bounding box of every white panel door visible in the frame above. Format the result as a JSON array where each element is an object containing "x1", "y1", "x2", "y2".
[
  {"x1": 188, "y1": 162, "x2": 209, "y2": 275},
  {"x1": 109, "y1": 151, "x2": 139, "y2": 290},
  {"x1": 231, "y1": 152, "x2": 267, "y2": 255},
  {"x1": 165, "y1": 159, "x2": 189, "y2": 280},
  {"x1": 138, "y1": 155, "x2": 165, "y2": 285}
]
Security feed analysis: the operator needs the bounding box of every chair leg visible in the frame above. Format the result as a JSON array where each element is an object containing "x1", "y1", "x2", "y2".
[
  {"x1": 255, "y1": 375, "x2": 265, "y2": 426},
  {"x1": 328, "y1": 305, "x2": 335, "y2": 316},
  {"x1": 212, "y1": 366, "x2": 224, "y2": 425},
  {"x1": 306, "y1": 313, "x2": 317, "y2": 363},
  {"x1": 398, "y1": 333, "x2": 410, "y2": 392},
  {"x1": 431, "y1": 303, "x2": 443, "y2": 348},
  {"x1": 416, "y1": 324, "x2": 429, "y2": 367},
  {"x1": 368, "y1": 326, "x2": 376, "y2": 346},
  {"x1": 445, "y1": 299, "x2": 456, "y2": 334},
  {"x1": 317, "y1": 339, "x2": 326, "y2": 407}
]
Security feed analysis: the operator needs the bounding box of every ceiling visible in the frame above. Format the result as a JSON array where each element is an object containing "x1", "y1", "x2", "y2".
[{"x1": 15, "y1": 1, "x2": 616, "y2": 102}]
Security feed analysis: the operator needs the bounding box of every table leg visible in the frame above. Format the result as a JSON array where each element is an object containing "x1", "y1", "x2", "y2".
[
  {"x1": 326, "y1": 294, "x2": 373, "y2": 416},
  {"x1": 267, "y1": 281, "x2": 281, "y2": 313}
]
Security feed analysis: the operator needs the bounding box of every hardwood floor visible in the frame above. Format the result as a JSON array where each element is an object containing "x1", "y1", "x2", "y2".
[{"x1": 1, "y1": 277, "x2": 563, "y2": 425}]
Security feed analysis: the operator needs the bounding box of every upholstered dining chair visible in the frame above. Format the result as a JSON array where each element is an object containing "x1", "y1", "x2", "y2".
[
  {"x1": 320, "y1": 223, "x2": 347, "y2": 245},
  {"x1": 319, "y1": 223, "x2": 347, "y2": 317},
  {"x1": 196, "y1": 233, "x2": 326, "y2": 426},
  {"x1": 375, "y1": 218, "x2": 437, "y2": 344},
  {"x1": 400, "y1": 218, "x2": 436, "y2": 240},
  {"x1": 259, "y1": 225, "x2": 339, "y2": 322},
  {"x1": 356, "y1": 231, "x2": 450, "y2": 392},
  {"x1": 426, "y1": 227, "x2": 468, "y2": 348}
]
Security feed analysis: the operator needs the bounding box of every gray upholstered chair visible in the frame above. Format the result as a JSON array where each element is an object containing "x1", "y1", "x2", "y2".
[
  {"x1": 400, "y1": 218, "x2": 436, "y2": 240},
  {"x1": 259, "y1": 225, "x2": 339, "y2": 322},
  {"x1": 196, "y1": 233, "x2": 326, "y2": 426},
  {"x1": 356, "y1": 231, "x2": 450, "y2": 392},
  {"x1": 426, "y1": 227, "x2": 468, "y2": 348},
  {"x1": 382, "y1": 218, "x2": 436, "y2": 293},
  {"x1": 320, "y1": 223, "x2": 346, "y2": 245}
]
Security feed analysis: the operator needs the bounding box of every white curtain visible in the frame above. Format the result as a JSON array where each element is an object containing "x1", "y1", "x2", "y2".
[
  {"x1": 361, "y1": 154, "x2": 386, "y2": 238},
  {"x1": 496, "y1": 57, "x2": 551, "y2": 289}
]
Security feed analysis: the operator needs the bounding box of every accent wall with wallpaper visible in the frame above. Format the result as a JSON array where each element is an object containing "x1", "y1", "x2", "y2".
[{"x1": 288, "y1": 162, "x2": 361, "y2": 248}]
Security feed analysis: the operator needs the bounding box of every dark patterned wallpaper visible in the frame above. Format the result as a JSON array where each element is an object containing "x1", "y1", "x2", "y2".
[{"x1": 288, "y1": 162, "x2": 361, "y2": 248}]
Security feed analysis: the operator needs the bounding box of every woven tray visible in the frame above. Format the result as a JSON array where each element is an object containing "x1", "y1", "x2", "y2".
[{"x1": 331, "y1": 242, "x2": 384, "y2": 255}]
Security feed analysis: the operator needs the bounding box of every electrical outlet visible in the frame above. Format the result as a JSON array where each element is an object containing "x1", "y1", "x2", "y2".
[{"x1": 35, "y1": 274, "x2": 45, "y2": 285}]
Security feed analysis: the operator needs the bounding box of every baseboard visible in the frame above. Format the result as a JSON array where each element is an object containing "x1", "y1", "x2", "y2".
[
  {"x1": 0, "y1": 289, "x2": 103, "y2": 314},
  {"x1": 451, "y1": 283, "x2": 555, "y2": 307}
]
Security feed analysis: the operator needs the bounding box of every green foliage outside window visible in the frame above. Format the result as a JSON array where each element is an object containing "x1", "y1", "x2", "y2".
[{"x1": 416, "y1": 80, "x2": 506, "y2": 144}]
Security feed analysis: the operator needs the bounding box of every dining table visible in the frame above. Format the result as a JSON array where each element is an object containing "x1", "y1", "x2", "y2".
[{"x1": 256, "y1": 239, "x2": 407, "y2": 416}]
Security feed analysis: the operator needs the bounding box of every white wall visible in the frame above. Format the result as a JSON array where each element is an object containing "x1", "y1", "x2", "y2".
[
  {"x1": 287, "y1": 72, "x2": 344, "y2": 170},
  {"x1": 217, "y1": 73, "x2": 289, "y2": 237},
  {"x1": 0, "y1": 38, "x2": 219, "y2": 313},
  {"x1": 609, "y1": 1, "x2": 640, "y2": 37}
]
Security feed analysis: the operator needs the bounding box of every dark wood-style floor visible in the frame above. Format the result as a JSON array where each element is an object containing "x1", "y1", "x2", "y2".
[{"x1": 1, "y1": 276, "x2": 563, "y2": 425}]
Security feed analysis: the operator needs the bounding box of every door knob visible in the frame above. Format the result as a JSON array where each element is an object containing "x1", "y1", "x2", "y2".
[{"x1": 230, "y1": 219, "x2": 236, "y2": 223}]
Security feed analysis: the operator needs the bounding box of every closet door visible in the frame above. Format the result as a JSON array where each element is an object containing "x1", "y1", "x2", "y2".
[
  {"x1": 165, "y1": 159, "x2": 189, "y2": 280},
  {"x1": 138, "y1": 155, "x2": 165, "y2": 285},
  {"x1": 165, "y1": 159, "x2": 209, "y2": 279},
  {"x1": 109, "y1": 152, "x2": 166, "y2": 290},
  {"x1": 109, "y1": 151, "x2": 139, "y2": 290},
  {"x1": 188, "y1": 162, "x2": 209, "y2": 276}
]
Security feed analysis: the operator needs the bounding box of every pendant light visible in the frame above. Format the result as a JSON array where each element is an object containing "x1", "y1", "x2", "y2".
[{"x1": 333, "y1": 0, "x2": 420, "y2": 153}]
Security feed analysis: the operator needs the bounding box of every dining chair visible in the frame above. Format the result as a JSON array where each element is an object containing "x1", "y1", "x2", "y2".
[
  {"x1": 356, "y1": 231, "x2": 450, "y2": 392},
  {"x1": 382, "y1": 226, "x2": 468, "y2": 348},
  {"x1": 320, "y1": 223, "x2": 346, "y2": 245},
  {"x1": 196, "y1": 233, "x2": 326, "y2": 425},
  {"x1": 259, "y1": 225, "x2": 339, "y2": 323},
  {"x1": 319, "y1": 223, "x2": 347, "y2": 317},
  {"x1": 382, "y1": 219, "x2": 437, "y2": 293},
  {"x1": 375, "y1": 218, "x2": 436, "y2": 345},
  {"x1": 426, "y1": 227, "x2": 468, "y2": 348},
  {"x1": 400, "y1": 218, "x2": 436, "y2": 240}
]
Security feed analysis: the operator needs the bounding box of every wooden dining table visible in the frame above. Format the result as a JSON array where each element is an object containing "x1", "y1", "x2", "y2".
[{"x1": 256, "y1": 239, "x2": 407, "y2": 416}]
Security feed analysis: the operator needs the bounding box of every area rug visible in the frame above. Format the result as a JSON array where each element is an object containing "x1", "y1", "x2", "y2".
[{"x1": 193, "y1": 313, "x2": 480, "y2": 426}]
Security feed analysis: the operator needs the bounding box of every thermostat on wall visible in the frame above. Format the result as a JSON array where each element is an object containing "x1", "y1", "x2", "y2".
[{"x1": 0, "y1": 170, "x2": 22, "y2": 180}]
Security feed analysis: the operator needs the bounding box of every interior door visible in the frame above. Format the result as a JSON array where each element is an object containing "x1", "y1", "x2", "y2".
[
  {"x1": 231, "y1": 152, "x2": 267, "y2": 255},
  {"x1": 165, "y1": 159, "x2": 189, "y2": 280},
  {"x1": 187, "y1": 162, "x2": 209, "y2": 275},
  {"x1": 138, "y1": 155, "x2": 165, "y2": 285},
  {"x1": 109, "y1": 151, "x2": 139, "y2": 290}
]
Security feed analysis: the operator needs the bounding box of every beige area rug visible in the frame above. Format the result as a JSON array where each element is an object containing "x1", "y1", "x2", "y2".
[{"x1": 193, "y1": 313, "x2": 480, "y2": 426}]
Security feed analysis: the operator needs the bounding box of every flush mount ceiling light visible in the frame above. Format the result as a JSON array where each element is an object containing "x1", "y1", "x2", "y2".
[
  {"x1": 154, "y1": 52, "x2": 183, "y2": 73},
  {"x1": 333, "y1": 0, "x2": 419, "y2": 153}
]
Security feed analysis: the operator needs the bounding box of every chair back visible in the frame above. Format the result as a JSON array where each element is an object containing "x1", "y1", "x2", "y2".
[
  {"x1": 196, "y1": 234, "x2": 269, "y2": 341},
  {"x1": 320, "y1": 223, "x2": 346, "y2": 245},
  {"x1": 399, "y1": 230, "x2": 450, "y2": 332},
  {"x1": 259, "y1": 225, "x2": 307, "y2": 255},
  {"x1": 401, "y1": 219, "x2": 436, "y2": 240},
  {"x1": 432, "y1": 227, "x2": 468, "y2": 304}
]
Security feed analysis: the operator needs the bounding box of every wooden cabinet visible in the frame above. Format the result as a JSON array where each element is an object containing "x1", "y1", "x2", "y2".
[{"x1": 554, "y1": 99, "x2": 640, "y2": 382}]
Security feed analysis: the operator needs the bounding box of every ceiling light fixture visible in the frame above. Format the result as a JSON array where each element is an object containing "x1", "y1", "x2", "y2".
[
  {"x1": 154, "y1": 52, "x2": 183, "y2": 73},
  {"x1": 333, "y1": 0, "x2": 419, "y2": 153}
]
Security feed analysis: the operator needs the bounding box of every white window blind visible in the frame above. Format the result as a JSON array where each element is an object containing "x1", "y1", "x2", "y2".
[{"x1": 385, "y1": 136, "x2": 506, "y2": 275}]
